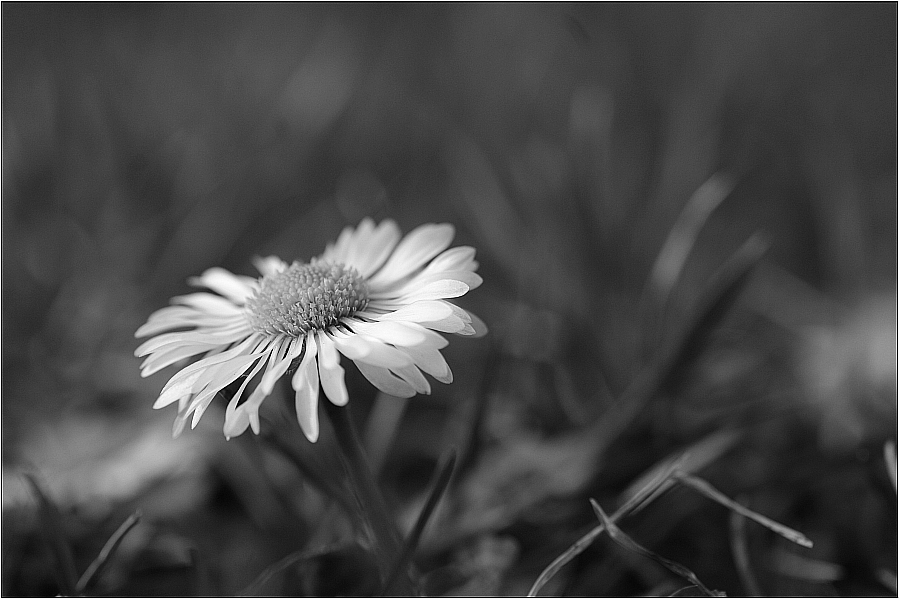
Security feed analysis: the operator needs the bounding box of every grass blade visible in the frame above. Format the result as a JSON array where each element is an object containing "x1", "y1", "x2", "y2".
[
  {"x1": 641, "y1": 172, "x2": 736, "y2": 353},
  {"x1": 621, "y1": 430, "x2": 741, "y2": 516},
  {"x1": 655, "y1": 233, "x2": 770, "y2": 393},
  {"x1": 382, "y1": 447, "x2": 457, "y2": 596},
  {"x1": 590, "y1": 499, "x2": 721, "y2": 598},
  {"x1": 526, "y1": 524, "x2": 607, "y2": 597},
  {"x1": 677, "y1": 474, "x2": 813, "y2": 548},
  {"x1": 590, "y1": 234, "x2": 769, "y2": 461},
  {"x1": 76, "y1": 510, "x2": 142, "y2": 594},
  {"x1": 241, "y1": 549, "x2": 310, "y2": 596},
  {"x1": 23, "y1": 473, "x2": 79, "y2": 596},
  {"x1": 729, "y1": 498, "x2": 762, "y2": 596},
  {"x1": 885, "y1": 440, "x2": 897, "y2": 494},
  {"x1": 617, "y1": 453, "x2": 688, "y2": 517},
  {"x1": 527, "y1": 455, "x2": 683, "y2": 597}
]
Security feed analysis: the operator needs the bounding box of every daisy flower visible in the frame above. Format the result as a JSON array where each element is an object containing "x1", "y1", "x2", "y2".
[{"x1": 135, "y1": 219, "x2": 485, "y2": 442}]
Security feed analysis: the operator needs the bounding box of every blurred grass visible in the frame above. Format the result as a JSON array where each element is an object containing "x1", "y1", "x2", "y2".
[{"x1": 2, "y1": 3, "x2": 897, "y2": 596}]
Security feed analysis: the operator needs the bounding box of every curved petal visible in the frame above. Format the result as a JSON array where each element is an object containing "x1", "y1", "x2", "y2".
[
  {"x1": 219, "y1": 353, "x2": 269, "y2": 437},
  {"x1": 349, "y1": 321, "x2": 428, "y2": 347},
  {"x1": 354, "y1": 362, "x2": 416, "y2": 398},
  {"x1": 466, "y1": 309, "x2": 489, "y2": 338},
  {"x1": 171, "y1": 293, "x2": 245, "y2": 315},
  {"x1": 372, "y1": 271, "x2": 482, "y2": 302},
  {"x1": 317, "y1": 333, "x2": 348, "y2": 406},
  {"x1": 345, "y1": 219, "x2": 402, "y2": 278},
  {"x1": 153, "y1": 336, "x2": 261, "y2": 408},
  {"x1": 367, "y1": 223, "x2": 455, "y2": 288},
  {"x1": 380, "y1": 279, "x2": 471, "y2": 304},
  {"x1": 224, "y1": 394, "x2": 251, "y2": 439},
  {"x1": 424, "y1": 246, "x2": 478, "y2": 274},
  {"x1": 293, "y1": 332, "x2": 320, "y2": 442},
  {"x1": 399, "y1": 344, "x2": 453, "y2": 383},
  {"x1": 188, "y1": 267, "x2": 257, "y2": 304},
  {"x1": 363, "y1": 300, "x2": 454, "y2": 324},
  {"x1": 392, "y1": 364, "x2": 431, "y2": 395},
  {"x1": 135, "y1": 326, "x2": 250, "y2": 357},
  {"x1": 136, "y1": 306, "x2": 243, "y2": 338},
  {"x1": 323, "y1": 224, "x2": 356, "y2": 264},
  {"x1": 330, "y1": 332, "x2": 414, "y2": 369},
  {"x1": 252, "y1": 255, "x2": 288, "y2": 277}
]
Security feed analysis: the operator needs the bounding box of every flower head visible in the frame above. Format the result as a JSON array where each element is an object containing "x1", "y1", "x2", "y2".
[{"x1": 135, "y1": 219, "x2": 485, "y2": 442}]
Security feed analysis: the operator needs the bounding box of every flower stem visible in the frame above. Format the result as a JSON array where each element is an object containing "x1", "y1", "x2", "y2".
[{"x1": 322, "y1": 399, "x2": 415, "y2": 595}]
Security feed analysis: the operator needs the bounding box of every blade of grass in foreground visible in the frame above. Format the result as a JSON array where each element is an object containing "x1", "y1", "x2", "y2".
[
  {"x1": 640, "y1": 172, "x2": 736, "y2": 353},
  {"x1": 23, "y1": 473, "x2": 79, "y2": 596},
  {"x1": 676, "y1": 473, "x2": 813, "y2": 548},
  {"x1": 526, "y1": 455, "x2": 683, "y2": 596},
  {"x1": 589, "y1": 234, "x2": 769, "y2": 463},
  {"x1": 590, "y1": 499, "x2": 722, "y2": 598},
  {"x1": 885, "y1": 440, "x2": 897, "y2": 494},
  {"x1": 381, "y1": 448, "x2": 457, "y2": 596},
  {"x1": 621, "y1": 429, "x2": 741, "y2": 516},
  {"x1": 729, "y1": 498, "x2": 762, "y2": 596},
  {"x1": 76, "y1": 510, "x2": 142, "y2": 594}
]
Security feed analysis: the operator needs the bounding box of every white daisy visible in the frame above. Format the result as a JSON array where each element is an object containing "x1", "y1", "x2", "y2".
[{"x1": 135, "y1": 218, "x2": 485, "y2": 442}]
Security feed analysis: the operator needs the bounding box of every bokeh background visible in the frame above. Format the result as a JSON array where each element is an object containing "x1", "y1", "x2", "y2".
[{"x1": 2, "y1": 3, "x2": 896, "y2": 596}]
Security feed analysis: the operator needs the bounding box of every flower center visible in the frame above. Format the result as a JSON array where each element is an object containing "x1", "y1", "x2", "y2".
[{"x1": 245, "y1": 259, "x2": 369, "y2": 337}]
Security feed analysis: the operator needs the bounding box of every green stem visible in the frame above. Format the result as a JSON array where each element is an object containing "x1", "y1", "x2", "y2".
[{"x1": 323, "y1": 400, "x2": 415, "y2": 595}]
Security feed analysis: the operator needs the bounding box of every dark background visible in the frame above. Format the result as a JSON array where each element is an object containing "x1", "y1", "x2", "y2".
[{"x1": 2, "y1": 3, "x2": 897, "y2": 596}]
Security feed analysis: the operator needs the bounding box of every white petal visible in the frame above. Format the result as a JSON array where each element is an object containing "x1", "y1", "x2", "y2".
[
  {"x1": 317, "y1": 333, "x2": 348, "y2": 406},
  {"x1": 136, "y1": 307, "x2": 241, "y2": 338},
  {"x1": 345, "y1": 219, "x2": 402, "y2": 278},
  {"x1": 392, "y1": 364, "x2": 431, "y2": 395},
  {"x1": 331, "y1": 333, "x2": 414, "y2": 369},
  {"x1": 182, "y1": 352, "x2": 266, "y2": 416},
  {"x1": 371, "y1": 270, "x2": 482, "y2": 300},
  {"x1": 354, "y1": 362, "x2": 416, "y2": 398},
  {"x1": 399, "y1": 344, "x2": 453, "y2": 383},
  {"x1": 172, "y1": 410, "x2": 190, "y2": 438},
  {"x1": 224, "y1": 394, "x2": 251, "y2": 439},
  {"x1": 135, "y1": 326, "x2": 250, "y2": 357},
  {"x1": 171, "y1": 292, "x2": 244, "y2": 315},
  {"x1": 325, "y1": 224, "x2": 356, "y2": 264},
  {"x1": 188, "y1": 267, "x2": 257, "y2": 304},
  {"x1": 350, "y1": 321, "x2": 428, "y2": 347},
  {"x1": 219, "y1": 354, "x2": 269, "y2": 437},
  {"x1": 253, "y1": 255, "x2": 288, "y2": 277},
  {"x1": 466, "y1": 309, "x2": 489, "y2": 338},
  {"x1": 368, "y1": 223, "x2": 455, "y2": 287},
  {"x1": 425, "y1": 246, "x2": 478, "y2": 274},
  {"x1": 153, "y1": 336, "x2": 260, "y2": 408},
  {"x1": 366, "y1": 300, "x2": 454, "y2": 324},
  {"x1": 293, "y1": 332, "x2": 320, "y2": 442},
  {"x1": 409, "y1": 301, "x2": 484, "y2": 336},
  {"x1": 140, "y1": 342, "x2": 213, "y2": 377},
  {"x1": 255, "y1": 337, "x2": 304, "y2": 398},
  {"x1": 384, "y1": 279, "x2": 471, "y2": 303},
  {"x1": 153, "y1": 370, "x2": 203, "y2": 410},
  {"x1": 343, "y1": 218, "x2": 376, "y2": 266}
]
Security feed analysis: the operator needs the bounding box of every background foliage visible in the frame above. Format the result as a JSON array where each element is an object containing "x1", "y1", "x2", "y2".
[{"x1": 3, "y1": 4, "x2": 896, "y2": 596}]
